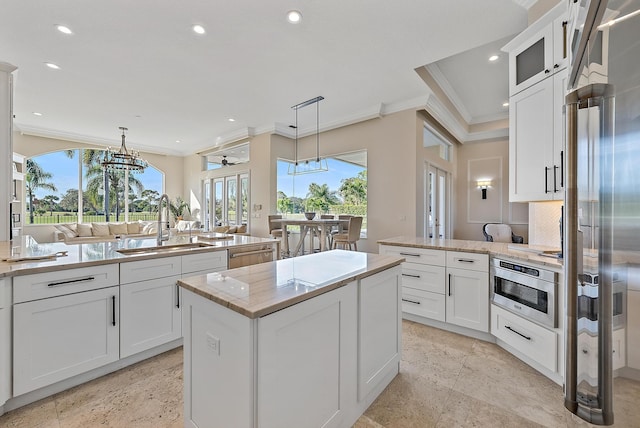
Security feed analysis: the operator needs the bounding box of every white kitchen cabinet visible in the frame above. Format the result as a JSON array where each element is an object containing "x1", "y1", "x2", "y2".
[
  {"x1": 13, "y1": 286, "x2": 119, "y2": 396},
  {"x1": 509, "y1": 69, "x2": 567, "y2": 202},
  {"x1": 492, "y1": 304, "x2": 558, "y2": 372},
  {"x1": 627, "y1": 290, "x2": 640, "y2": 370},
  {"x1": 0, "y1": 279, "x2": 10, "y2": 407},
  {"x1": 181, "y1": 250, "x2": 227, "y2": 275},
  {"x1": 119, "y1": 275, "x2": 182, "y2": 358},
  {"x1": 119, "y1": 257, "x2": 182, "y2": 358},
  {"x1": 446, "y1": 266, "x2": 489, "y2": 332},
  {"x1": 505, "y1": 3, "x2": 567, "y2": 95}
]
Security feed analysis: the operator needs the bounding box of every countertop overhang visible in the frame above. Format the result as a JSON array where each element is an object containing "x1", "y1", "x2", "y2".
[{"x1": 177, "y1": 250, "x2": 404, "y2": 319}]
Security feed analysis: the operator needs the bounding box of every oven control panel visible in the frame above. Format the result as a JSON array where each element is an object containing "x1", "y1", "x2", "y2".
[{"x1": 499, "y1": 261, "x2": 539, "y2": 277}]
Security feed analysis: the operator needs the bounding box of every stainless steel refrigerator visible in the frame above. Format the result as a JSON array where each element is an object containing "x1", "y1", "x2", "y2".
[{"x1": 564, "y1": 0, "x2": 640, "y2": 424}]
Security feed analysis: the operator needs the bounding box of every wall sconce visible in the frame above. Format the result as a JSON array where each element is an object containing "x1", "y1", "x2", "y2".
[{"x1": 477, "y1": 180, "x2": 491, "y2": 199}]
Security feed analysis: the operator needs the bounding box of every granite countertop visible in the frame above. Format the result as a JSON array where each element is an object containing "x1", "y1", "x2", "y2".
[
  {"x1": 177, "y1": 250, "x2": 404, "y2": 319},
  {"x1": 0, "y1": 234, "x2": 278, "y2": 277},
  {"x1": 377, "y1": 236, "x2": 564, "y2": 270}
]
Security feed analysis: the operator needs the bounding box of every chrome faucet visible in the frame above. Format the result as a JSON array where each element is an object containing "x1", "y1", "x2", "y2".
[{"x1": 157, "y1": 193, "x2": 171, "y2": 245}]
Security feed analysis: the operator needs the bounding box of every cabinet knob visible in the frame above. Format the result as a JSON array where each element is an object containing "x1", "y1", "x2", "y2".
[
  {"x1": 545, "y1": 69, "x2": 551, "y2": 74},
  {"x1": 554, "y1": 64, "x2": 560, "y2": 69}
]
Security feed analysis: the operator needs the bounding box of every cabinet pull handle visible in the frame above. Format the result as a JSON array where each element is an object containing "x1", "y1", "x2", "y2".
[
  {"x1": 176, "y1": 284, "x2": 180, "y2": 308},
  {"x1": 562, "y1": 21, "x2": 568, "y2": 59},
  {"x1": 456, "y1": 258, "x2": 475, "y2": 263},
  {"x1": 48, "y1": 276, "x2": 95, "y2": 287},
  {"x1": 402, "y1": 298, "x2": 421, "y2": 305},
  {"x1": 560, "y1": 150, "x2": 564, "y2": 188},
  {"x1": 544, "y1": 167, "x2": 549, "y2": 193},
  {"x1": 505, "y1": 325, "x2": 531, "y2": 341},
  {"x1": 399, "y1": 252, "x2": 420, "y2": 257},
  {"x1": 448, "y1": 273, "x2": 452, "y2": 296},
  {"x1": 553, "y1": 165, "x2": 559, "y2": 192},
  {"x1": 111, "y1": 295, "x2": 116, "y2": 327},
  {"x1": 402, "y1": 273, "x2": 421, "y2": 279}
]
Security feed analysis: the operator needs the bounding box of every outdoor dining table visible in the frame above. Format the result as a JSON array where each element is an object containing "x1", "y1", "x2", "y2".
[{"x1": 272, "y1": 218, "x2": 349, "y2": 257}]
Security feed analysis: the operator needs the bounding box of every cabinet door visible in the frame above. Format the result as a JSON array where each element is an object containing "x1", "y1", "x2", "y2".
[
  {"x1": 13, "y1": 286, "x2": 119, "y2": 395},
  {"x1": 509, "y1": 23, "x2": 554, "y2": 95},
  {"x1": 552, "y1": 15, "x2": 568, "y2": 73},
  {"x1": 0, "y1": 279, "x2": 10, "y2": 406},
  {"x1": 257, "y1": 282, "x2": 357, "y2": 428},
  {"x1": 446, "y1": 267, "x2": 489, "y2": 332},
  {"x1": 509, "y1": 76, "x2": 555, "y2": 202},
  {"x1": 120, "y1": 275, "x2": 182, "y2": 358},
  {"x1": 552, "y1": 69, "x2": 568, "y2": 199}
]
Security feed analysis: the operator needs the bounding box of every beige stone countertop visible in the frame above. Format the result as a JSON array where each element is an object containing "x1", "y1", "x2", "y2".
[
  {"x1": 377, "y1": 236, "x2": 564, "y2": 270},
  {"x1": 0, "y1": 234, "x2": 278, "y2": 277},
  {"x1": 177, "y1": 249, "x2": 404, "y2": 319}
]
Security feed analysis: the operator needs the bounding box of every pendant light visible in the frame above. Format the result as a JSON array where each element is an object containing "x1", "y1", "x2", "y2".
[
  {"x1": 288, "y1": 96, "x2": 329, "y2": 175},
  {"x1": 101, "y1": 126, "x2": 148, "y2": 171}
]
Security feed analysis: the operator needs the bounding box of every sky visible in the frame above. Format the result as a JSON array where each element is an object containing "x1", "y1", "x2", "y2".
[
  {"x1": 30, "y1": 150, "x2": 163, "y2": 199},
  {"x1": 277, "y1": 158, "x2": 365, "y2": 199}
]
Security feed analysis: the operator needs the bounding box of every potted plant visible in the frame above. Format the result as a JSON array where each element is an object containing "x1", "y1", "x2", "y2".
[{"x1": 169, "y1": 196, "x2": 190, "y2": 221}]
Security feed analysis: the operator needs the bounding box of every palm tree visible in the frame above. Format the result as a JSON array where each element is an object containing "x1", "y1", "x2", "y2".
[
  {"x1": 25, "y1": 159, "x2": 58, "y2": 224},
  {"x1": 305, "y1": 183, "x2": 340, "y2": 213}
]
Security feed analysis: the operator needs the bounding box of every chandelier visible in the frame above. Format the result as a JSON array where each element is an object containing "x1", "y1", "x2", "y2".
[
  {"x1": 288, "y1": 96, "x2": 329, "y2": 175},
  {"x1": 101, "y1": 127, "x2": 148, "y2": 171}
]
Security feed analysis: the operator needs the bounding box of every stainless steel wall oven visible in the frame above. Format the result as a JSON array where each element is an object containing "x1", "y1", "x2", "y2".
[{"x1": 491, "y1": 258, "x2": 558, "y2": 329}]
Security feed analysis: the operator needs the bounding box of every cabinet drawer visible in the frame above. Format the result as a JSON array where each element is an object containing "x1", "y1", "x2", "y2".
[
  {"x1": 401, "y1": 288, "x2": 445, "y2": 322},
  {"x1": 120, "y1": 256, "x2": 182, "y2": 284},
  {"x1": 380, "y1": 245, "x2": 445, "y2": 266},
  {"x1": 446, "y1": 251, "x2": 488, "y2": 272},
  {"x1": 182, "y1": 251, "x2": 227, "y2": 275},
  {"x1": 401, "y1": 263, "x2": 445, "y2": 294},
  {"x1": 14, "y1": 264, "x2": 119, "y2": 303},
  {"x1": 491, "y1": 304, "x2": 557, "y2": 372}
]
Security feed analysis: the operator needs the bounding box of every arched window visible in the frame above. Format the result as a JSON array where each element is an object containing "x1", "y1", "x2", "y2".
[{"x1": 25, "y1": 149, "x2": 163, "y2": 224}]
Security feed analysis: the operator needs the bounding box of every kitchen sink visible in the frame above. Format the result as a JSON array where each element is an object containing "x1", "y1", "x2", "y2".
[{"x1": 117, "y1": 242, "x2": 212, "y2": 255}]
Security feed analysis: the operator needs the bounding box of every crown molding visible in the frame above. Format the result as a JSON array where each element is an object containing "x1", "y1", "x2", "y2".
[
  {"x1": 425, "y1": 64, "x2": 473, "y2": 124},
  {"x1": 15, "y1": 124, "x2": 183, "y2": 156},
  {"x1": 381, "y1": 95, "x2": 432, "y2": 116}
]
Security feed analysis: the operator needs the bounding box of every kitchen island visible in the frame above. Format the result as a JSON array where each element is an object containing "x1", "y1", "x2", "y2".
[{"x1": 178, "y1": 250, "x2": 403, "y2": 428}]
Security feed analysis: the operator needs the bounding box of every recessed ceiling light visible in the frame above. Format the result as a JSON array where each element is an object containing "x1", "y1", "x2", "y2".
[
  {"x1": 287, "y1": 10, "x2": 302, "y2": 23},
  {"x1": 228, "y1": 118, "x2": 236, "y2": 122},
  {"x1": 32, "y1": 112, "x2": 43, "y2": 116},
  {"x1": 502, "y1": 102, "x2": 509, "y2": 107},
  {"x1": 56, "y1": 25, "x2": 73, "y2": 34},
  {"x1": 45, "y1": 62, "x2": 60, "y2": 70},
  {"x1": 176, "y1": 140, "x2": 181, "y2": 143},
  {"x1": 489, "y1": 55, "x2": 499, "y2": 62},
  {"x1": 193, "y1": 25, "x2": 206, "y2": 34}
]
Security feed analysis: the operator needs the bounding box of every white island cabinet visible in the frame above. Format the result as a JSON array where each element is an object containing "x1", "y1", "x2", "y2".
[
  {"x1": 180, "y1": 250, "x2": 402, "y2": 428},
  {"x1": 0, "y1": 278, "x2": 10, "y2": 408}
]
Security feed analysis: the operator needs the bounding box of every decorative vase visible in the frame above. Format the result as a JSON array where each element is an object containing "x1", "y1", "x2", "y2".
[{"x1": 304, "y1": 212, "x2": 316, "y2": 220}]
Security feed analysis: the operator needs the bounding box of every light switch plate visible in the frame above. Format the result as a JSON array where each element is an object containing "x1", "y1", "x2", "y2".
[{"x1": 206, "y1": 333, "x2": 220, "y2": 356}]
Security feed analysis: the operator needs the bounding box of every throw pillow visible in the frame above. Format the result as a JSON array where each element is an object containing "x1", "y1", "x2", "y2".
[
  {"x1": 55, "y1": 224, "x2": 77, "y2": 239},
  {"x1": 227, "y1": 226, "x2": 237, "y2": 233},
  {"x1": 236, "y1": 224, "x2": 247, "y2": 233},
  {"x1": 127, "y1": 222, "x2": 141, "y2": 234},
  {"x1": 109, "y1": 223, "x2": 128, "y2": 235},
  {"x1": 142, "y1": 222, "x2": 157, "y2": 234},
  {"x1": 213, "y1": 226, "x2": 229, "y2": 233},
  {"x1": 92, "y1": 222, "x2": 111, "y2": 236},
  {"x1": 77, "y1": 223, "x2": 93, "y2": 237}
]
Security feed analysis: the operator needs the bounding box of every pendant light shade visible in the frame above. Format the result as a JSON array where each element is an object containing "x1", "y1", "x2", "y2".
[
  {"x1": 101, "y1": 127, "x2": 148, "y2": 171},
  {"x1": 288, "y1": 96, "x2": 328, "y2": 175}
]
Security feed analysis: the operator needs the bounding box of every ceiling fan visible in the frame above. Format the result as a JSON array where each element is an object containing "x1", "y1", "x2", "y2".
[{"x1": 221, "y1": 155, "x2": 235, "y2": 166}]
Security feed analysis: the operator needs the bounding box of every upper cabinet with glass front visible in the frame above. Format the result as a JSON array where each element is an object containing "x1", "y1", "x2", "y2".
[{"x1": 504, "y1": 2, "x2": 568, "y2": 96}]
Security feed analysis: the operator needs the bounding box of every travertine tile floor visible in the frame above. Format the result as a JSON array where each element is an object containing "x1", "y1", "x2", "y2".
[{"x1": 1, "y1": 320, "x2": 638, "y2": 427}]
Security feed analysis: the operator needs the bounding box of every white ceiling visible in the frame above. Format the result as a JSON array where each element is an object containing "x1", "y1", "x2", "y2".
[{"x1": 0, "y1": 1, "x2": 529, "y2": 156}]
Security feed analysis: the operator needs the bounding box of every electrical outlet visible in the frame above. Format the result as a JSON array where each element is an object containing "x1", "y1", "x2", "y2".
[{"x1": 206, "y1": 333, "x2": 220, "y2": 356}]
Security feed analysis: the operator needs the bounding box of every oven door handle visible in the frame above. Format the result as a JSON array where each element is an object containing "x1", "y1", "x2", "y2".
[{"x1": 505, "y1": 325, "x2": 531, "y2": 341}]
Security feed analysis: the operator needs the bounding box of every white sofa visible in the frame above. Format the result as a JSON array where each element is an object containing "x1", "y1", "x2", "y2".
[{"x1": 53, "y1": 221, "x2": 157, "y2": 243}]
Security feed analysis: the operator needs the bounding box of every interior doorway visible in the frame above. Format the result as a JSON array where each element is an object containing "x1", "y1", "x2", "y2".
[{"x1": 425, "y1": 164, "x2": 450, "y2": 239}]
